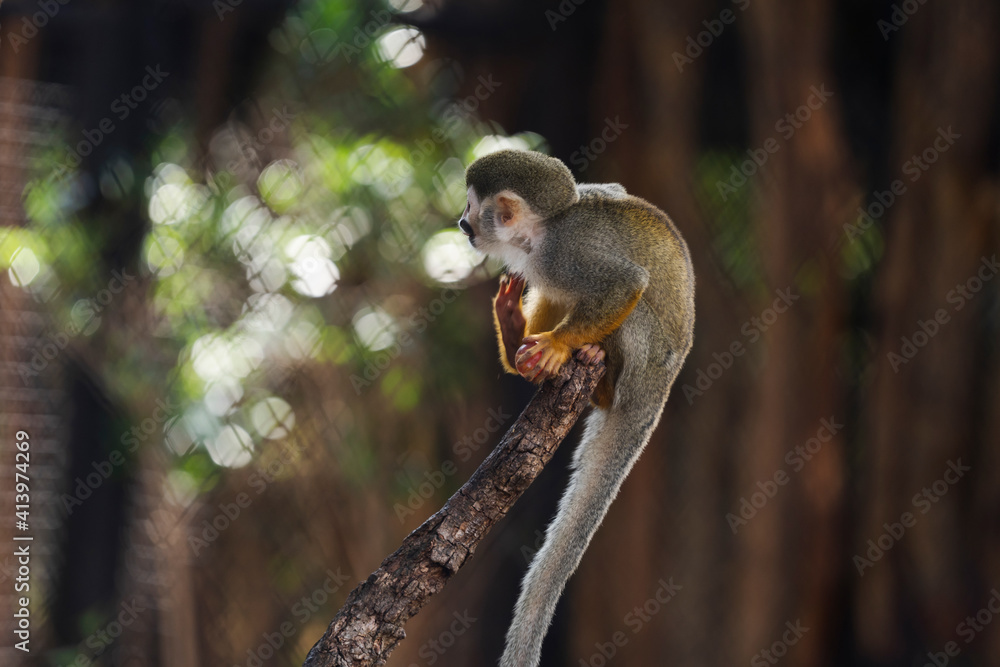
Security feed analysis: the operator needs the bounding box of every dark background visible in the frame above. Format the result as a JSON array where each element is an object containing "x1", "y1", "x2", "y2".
[{"x1": 1, "y1": 0, "x2": 998, "y2": 665}]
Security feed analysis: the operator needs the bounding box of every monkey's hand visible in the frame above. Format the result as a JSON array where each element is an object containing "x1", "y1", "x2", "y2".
[
  {"x1": 515, "y1": 331, "x2": 575, "y2": 383},
  {"x1": 494, "y1": 274, "x2": 527, "y2": 372}
]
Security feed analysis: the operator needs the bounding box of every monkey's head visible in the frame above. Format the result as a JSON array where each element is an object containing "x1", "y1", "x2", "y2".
[{"x1": 459, "y1": 149, "x2": 578, "y2": 253}]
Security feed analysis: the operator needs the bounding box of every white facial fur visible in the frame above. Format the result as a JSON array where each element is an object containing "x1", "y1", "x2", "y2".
[{"x1": 465, "y1": 187, "x2": 545, "y2": 279}]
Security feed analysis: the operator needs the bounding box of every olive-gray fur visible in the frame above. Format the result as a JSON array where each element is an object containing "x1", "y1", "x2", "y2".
[
  {"x1": 465, "y1": 149, "x2": 580, "y2": 218},
  {"x1": 463, "y1": 149, "x2": 695, "y2": 667}
]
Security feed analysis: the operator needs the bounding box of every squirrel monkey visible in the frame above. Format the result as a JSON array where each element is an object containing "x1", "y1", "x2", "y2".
[{"x1": 459, "y1": 149, "x2": 695, "y2": 667}]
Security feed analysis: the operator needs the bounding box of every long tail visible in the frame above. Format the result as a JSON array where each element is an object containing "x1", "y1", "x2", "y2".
[{"x1": 499, "y1": 404, "x2": 663, "y2": 667}]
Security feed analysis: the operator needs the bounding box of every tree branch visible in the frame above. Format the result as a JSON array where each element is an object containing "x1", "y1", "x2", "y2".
[{"x1": 303, "y1": 358, "x2": 605, "y2": 667}]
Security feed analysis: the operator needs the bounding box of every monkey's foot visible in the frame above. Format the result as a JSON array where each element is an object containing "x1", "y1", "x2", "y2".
[
  {"x1": 575, "y1": 343, "x2": 605, "y2": 365},
  {"x1": 516, "y1": 332, "x2": 572, "y2": 383}
]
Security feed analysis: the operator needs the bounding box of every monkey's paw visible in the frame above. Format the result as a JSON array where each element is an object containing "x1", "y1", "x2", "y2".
[
  {"x1": 515, "y1": 332, "x2": 572, "y2": 383},
  {"x1": 575, "y1": 343, "x2": 605, "y2": 365},
  {"x1": 494, "y1": 274, "x2": 526, "y2": 336}
]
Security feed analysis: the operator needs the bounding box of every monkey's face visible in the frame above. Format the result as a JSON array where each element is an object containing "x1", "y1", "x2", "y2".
[
  {"x1": 459, "y1": 186, "x2": 505, "y2": 252},
  {"x1": 458, "y1": 186, "x2": 483, "y2": 246},
  {"x1": 458, "y1": 187, "x2": 538, "y2": 258}
]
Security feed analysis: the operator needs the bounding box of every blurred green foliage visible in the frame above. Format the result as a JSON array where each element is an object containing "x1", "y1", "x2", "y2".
[{"x1": 0, "y1": 0, "x2": 546, "y2": 490}]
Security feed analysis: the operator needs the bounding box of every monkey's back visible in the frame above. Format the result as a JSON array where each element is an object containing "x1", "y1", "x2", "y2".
[{"x1": 559, "y1": 192, "x2": 696, "y2": 359}]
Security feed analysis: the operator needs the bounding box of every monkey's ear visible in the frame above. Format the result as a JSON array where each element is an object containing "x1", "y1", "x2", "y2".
[{"x1": 495, "y1": 194, "x2": 523, "y2": 225}]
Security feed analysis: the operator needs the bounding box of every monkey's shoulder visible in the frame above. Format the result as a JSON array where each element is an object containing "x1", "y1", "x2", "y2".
[
  {"x1": 563, "y1": 188, "x2": 671, "y2": 234},
  {"x1": 576, "y1": 182, "x2": 628, "y2": 200},
  {"x1": 549, "y1": 192, "x2": 690, "y2": 276}
]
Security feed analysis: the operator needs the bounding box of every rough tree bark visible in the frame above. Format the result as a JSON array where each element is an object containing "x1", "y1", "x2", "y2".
[{"x1": 302, "y1": 358, "x2": 605, "y2": 667}]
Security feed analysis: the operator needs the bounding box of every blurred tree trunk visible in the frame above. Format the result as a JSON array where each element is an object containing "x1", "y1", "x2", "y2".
[
  {"x1": 578, "y1": 1, "x2": 854, "y2": 666},
  {"x1": 572, "y1": 1, "x2": 758, "y2": 666},
  {"x1": 856, "y1": 0, "x2": 1000, "y2": 660},
  {"x1": 734, "y1": 1, "x2": 854, "y2": 665},
  {"x1": 558, "y1": 0, "x2": 1000, "y2": 665}
]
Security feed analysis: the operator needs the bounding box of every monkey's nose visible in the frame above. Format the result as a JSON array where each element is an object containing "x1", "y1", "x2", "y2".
[{"x1": 458, "y1": 219, "x2": 473, "y2": 237}]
